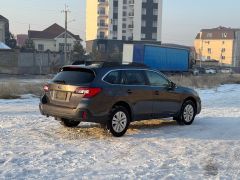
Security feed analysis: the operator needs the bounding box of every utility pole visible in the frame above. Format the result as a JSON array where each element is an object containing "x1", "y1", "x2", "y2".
[
  {"x1": 200, "y1": 39, "x2": 203, "y2": 68},
  {"x1": 61, "y1": 4, "x2": 70, "y2": 64}
]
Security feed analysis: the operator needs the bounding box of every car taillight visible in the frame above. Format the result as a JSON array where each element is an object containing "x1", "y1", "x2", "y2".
[
  {"x1": 43, "y1": 85, "x2": 49, "y2": 92},
  {"x1": 75, "y1": 87, "x2": 102, "y2": 98}
]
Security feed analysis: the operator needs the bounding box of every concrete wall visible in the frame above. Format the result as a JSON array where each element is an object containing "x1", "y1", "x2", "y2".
[{"x1": 0, "y1": 50, "x2": 65, "y2": 75}]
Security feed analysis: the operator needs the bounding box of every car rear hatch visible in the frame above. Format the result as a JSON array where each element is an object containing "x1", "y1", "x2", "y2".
[{"x1": 45, "y1": 66, "x2": 98, "y2": 109}]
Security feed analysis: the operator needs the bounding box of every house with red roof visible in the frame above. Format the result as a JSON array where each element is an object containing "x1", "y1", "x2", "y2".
[{"x1": 28, "y1": 23, "x2": 81, "y2": 52}]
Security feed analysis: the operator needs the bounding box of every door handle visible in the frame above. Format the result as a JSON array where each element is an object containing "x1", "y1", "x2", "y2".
[
  {"x1": 127, "y1": 89, "x2": 132, "y2": 94},
  {"x1": 155, "y1": 91, "x2": 159, "y2": 95}
]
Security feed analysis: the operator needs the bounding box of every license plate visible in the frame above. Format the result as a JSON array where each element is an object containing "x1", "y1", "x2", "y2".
[{"x1": 55, "y1": 91, "x2": 67, "y2": 101}]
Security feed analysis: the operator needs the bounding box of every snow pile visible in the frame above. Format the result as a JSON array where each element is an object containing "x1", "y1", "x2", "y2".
[
  {"x1": 0, "y1": 42, "x2": 11, "y2": 50},
  {"x1": 0, "y1": 84, "x2": 240, "y2": 179}
]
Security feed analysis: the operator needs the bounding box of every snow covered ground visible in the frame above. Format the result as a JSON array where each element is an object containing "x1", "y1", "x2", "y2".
[{"x1": 0, "y1": 84, "x2": 240, "y2": 179}]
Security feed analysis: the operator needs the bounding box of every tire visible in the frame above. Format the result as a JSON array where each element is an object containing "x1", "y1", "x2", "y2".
[
  {"x1": 107, "y1": 106, "x2": 130, "y2": 137},
  {"x1": 60, "y1": 118, "x2": 80, "y2": 127},
  {"x1": 176, "y1": 100, "x2": 196, "y2": 125}
]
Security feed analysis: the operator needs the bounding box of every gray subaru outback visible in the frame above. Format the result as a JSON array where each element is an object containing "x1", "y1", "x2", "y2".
[{"x1": 39, "y1": 62, "x2": 201, "y2": 137}]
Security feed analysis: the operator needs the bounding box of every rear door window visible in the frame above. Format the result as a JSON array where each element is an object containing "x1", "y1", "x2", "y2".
[
  {"x1": 123, "y1": 70, "x2": 147, "y2": 85},
  {"x1": 52, "y1": 67, "x2": 95, "y2": 85}
]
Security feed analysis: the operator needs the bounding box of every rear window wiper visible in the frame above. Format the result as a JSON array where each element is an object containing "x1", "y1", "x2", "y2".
[{"x1": 53, "y1": 80, "x2": 66, "y2": 84}]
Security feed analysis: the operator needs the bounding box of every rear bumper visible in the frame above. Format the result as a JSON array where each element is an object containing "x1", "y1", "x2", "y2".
[{"x1": 39, "y1": 103, "x2": 108, "y2": 124}]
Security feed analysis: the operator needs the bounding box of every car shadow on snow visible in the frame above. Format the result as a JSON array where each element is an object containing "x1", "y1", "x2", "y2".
[
  {"x1": 53, "y1": 116, "x2": 240, "y2": 141},
  {"x1": 127, "y1": 116, "x2": 240, "y2": 141}
]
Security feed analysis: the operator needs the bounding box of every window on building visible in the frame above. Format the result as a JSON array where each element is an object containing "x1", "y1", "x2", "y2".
[
  {"x1": 142, "y1": 8, "x2": 146, "y2": 15},
  {"x1": 207, "y1": 48, "x2": 211, "y2": 54},
  {"x1": 113, "y1": 7, "x2": 118, "y2": 14},
  {"x1": 129, "y1": 0, "x2": 134, "y2": 4},
  {"x1": 153, "y1": 21, "x2": 157, "y2": 27},
  {"x1": 99, "y1": 31, "x2": 105, "y2": 39},
  {"x1": 222, "y1": 48, "x2": 226, "y2": 53},
  {"x1": 206, "y1": 33, "x2": 212, "y2": 38},
  {"x1": 128, "y1": 36, "x2": 133, "y2": 41},
  {"x1": 221, "y1": 56, "x2": 226, "y2": 60},
  {"x1": 152, "y1": 33, "x2": 157, "y2": 40},
  {"x1": 153, "y1": 0, "x2": 158, "y2": 3},
  {"x1": 141, "y1": 33, "x2": 146, "y2": 39},
  {"x1": 112, "y1": 19, "x2": 118, "y2": 25},
  {"x1": 153, "y1": 9, "x2": 158, "y2": 16},
  {"x1": 98, "y1": 7, "x2": 106, "y2": 15},
  {"x1": 207, "y1": 56, "x2": 211, "y2": 60},
  {"x1": 113, "y1": 1, "x2": 118, "y2": 7},
  {"x1": 222, "y1": 32, "x2": 228, "y2": 38},
  {"x1": 129, "y1": 11, "x2": 134, "y2": 16},
  {"x1": 142, "y1": 20, "x2": 146, "y2": 27},
  {"x1": 99, "y1": 19, "x2": 106, "y2": 26},
  {"x1": 113, "y1": 31, "x2": 118, "y2": 37},
  {"x1": 128, "y1": 23, "x2": 134, "y2": 29},
  {"x1": 98, "y1": 44, "x2": 106, "y2": 52},
  {"x1": 38, "y1": 44, "x2": 44, "y2": 51},
  {"x1": 59, "y1": 43, "x2": 71, "y2": 52}
]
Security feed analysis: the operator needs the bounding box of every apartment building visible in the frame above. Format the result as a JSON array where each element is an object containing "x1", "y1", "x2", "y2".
[
  {"x1": 194, "y1": 26, "x2": 240, "y2": 67},
  {"x1": 86, "y1": 0, "x2": 163, "y2": 54}
]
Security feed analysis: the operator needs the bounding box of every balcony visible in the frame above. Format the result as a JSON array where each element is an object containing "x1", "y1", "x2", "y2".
[
  {"x1": 98, "y1": 0, "x2": 108, "y2": 6},
  {"x1": 128, "y1": 12, "x2": 134, "y2": 17},
  {"x1": 129, "y1": 0, "x2": 134, "y2": 5},
  {"x1": 98, "y1": 23, "x2": 108, "y2": 29},
  {"x1": 98, "y1": 11, "x2": 108, "y2": 17},
  {"x1": 97, "y1": 35, "x2": 108, "y2": 39},
  {"x1": 128, "y1": 24, "x2": 134, "y2": 29}
]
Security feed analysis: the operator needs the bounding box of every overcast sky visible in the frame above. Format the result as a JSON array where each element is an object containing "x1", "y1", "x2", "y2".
[{"x1": 1, "y1": 0, "x2": 240, "y2": 46}]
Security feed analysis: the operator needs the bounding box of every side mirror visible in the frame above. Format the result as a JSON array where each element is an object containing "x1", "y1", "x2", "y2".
[{"x1": 168, "y1": 82, "x2": 176, "y2": 90}]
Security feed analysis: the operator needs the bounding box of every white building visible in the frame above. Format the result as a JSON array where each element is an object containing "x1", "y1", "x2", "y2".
[
  {"x1": 86, "y1": 0, "x2": 163, "y2": 42},
  {"x1": 0, "y1": 22, "x2": 5, "y2": 43},
  {"x1": 28, "y1": 23, "x2": 81, "y2": 52},
  {"x1": 0, "y1": 15, "x2": 9, "y2": 43}
]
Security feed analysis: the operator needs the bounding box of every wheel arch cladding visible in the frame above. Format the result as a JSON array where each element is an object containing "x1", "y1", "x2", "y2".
[
  {"x1": 112, "y1": 101, "x2": 132, "y2": 121},
  {"x1": 183, "y1": 97, "x2": 197, "y2": 110}
]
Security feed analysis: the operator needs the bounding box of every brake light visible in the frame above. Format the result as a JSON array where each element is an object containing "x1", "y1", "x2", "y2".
[
  {"x1": 43, "y1": 85, "x2": 49, "y2": 92},
  {"x1": 75, "y1": 87, "x2": 102, "y2": 98}
]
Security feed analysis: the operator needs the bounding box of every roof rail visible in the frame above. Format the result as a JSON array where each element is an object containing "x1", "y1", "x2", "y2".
[
  {"x1": 71, "y1": 61, "x2": 148, "y2": 68},
  {"x1": 82, "y1": 61, "x2": 148, "y2": 68}
]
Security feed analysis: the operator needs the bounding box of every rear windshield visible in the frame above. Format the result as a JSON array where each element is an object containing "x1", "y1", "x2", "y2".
[{"x1": 52, "y1": 67, "x2": 95, "y2": 85}]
